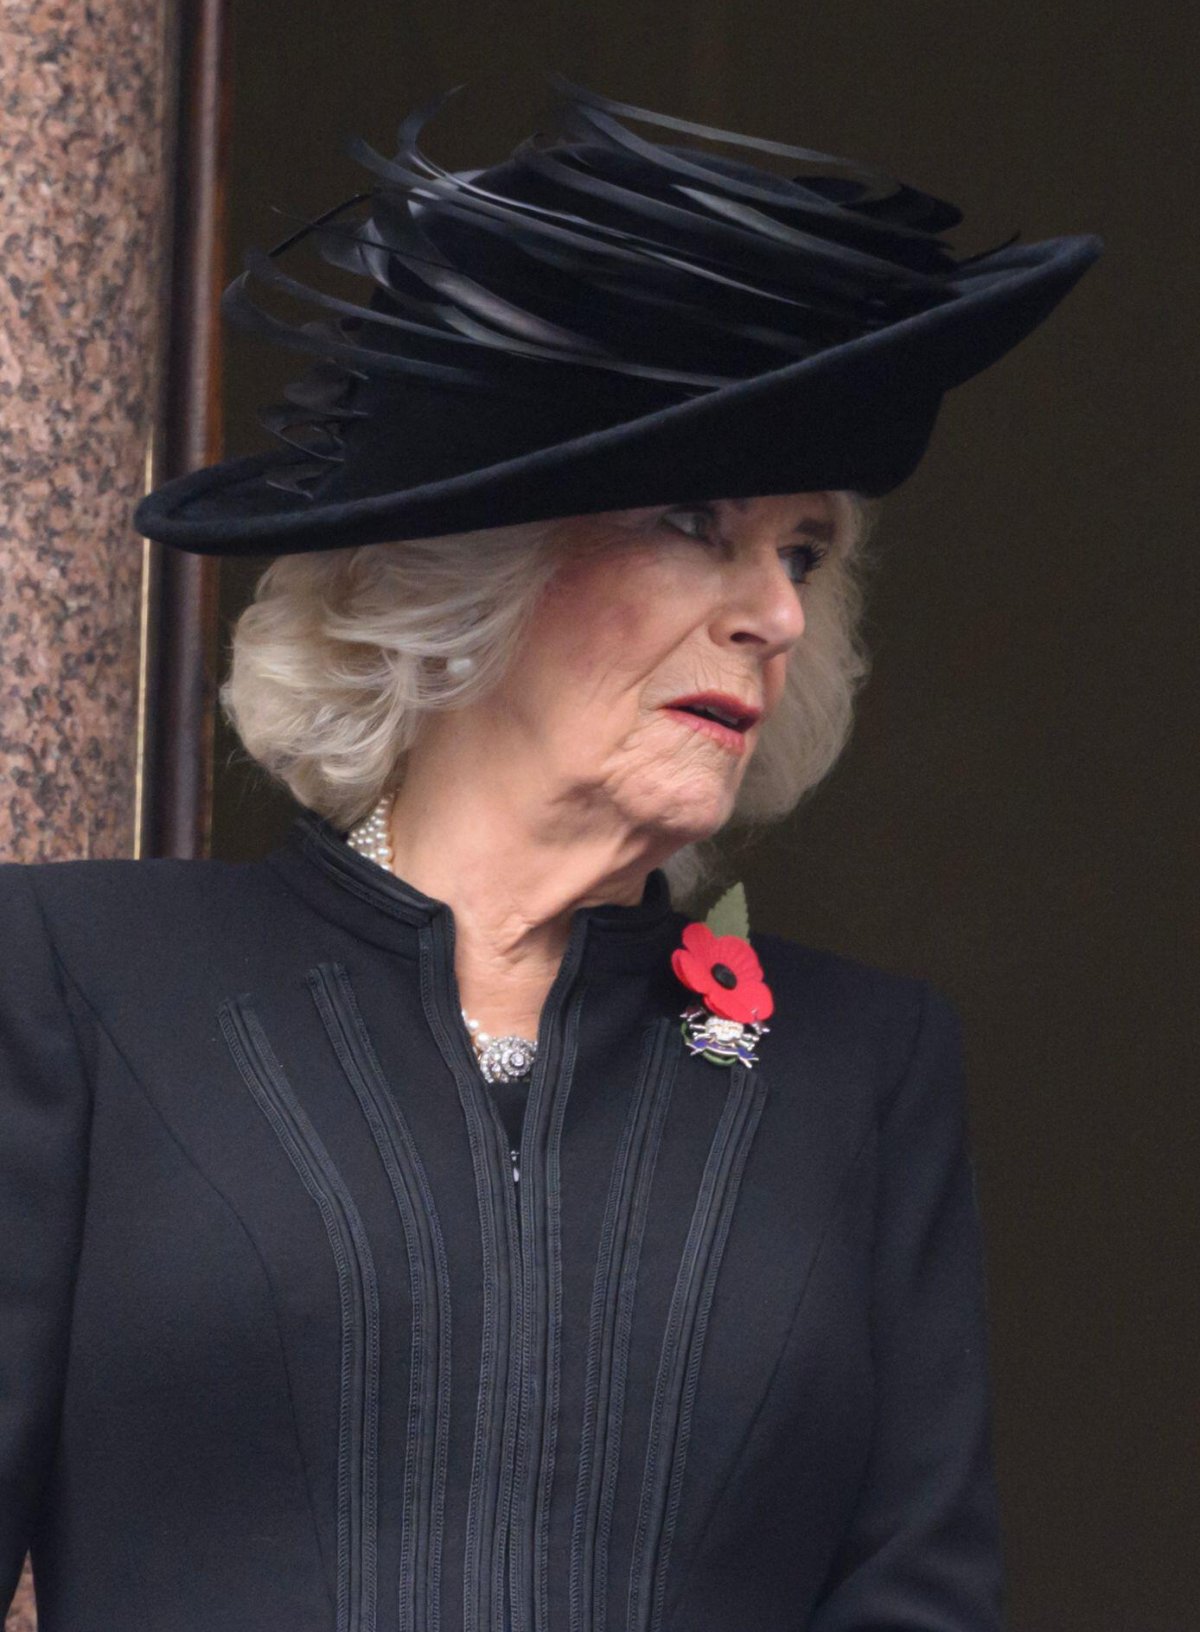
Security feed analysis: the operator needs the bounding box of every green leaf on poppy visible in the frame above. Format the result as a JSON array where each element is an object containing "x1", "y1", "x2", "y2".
[{"x1": 704, "y1": 880, "x2": 750, "y2": 942}]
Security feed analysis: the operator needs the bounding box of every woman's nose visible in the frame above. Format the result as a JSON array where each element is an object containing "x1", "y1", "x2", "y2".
[{"x1": 711, "y1": 549, "x2": 807, "y2": 655}]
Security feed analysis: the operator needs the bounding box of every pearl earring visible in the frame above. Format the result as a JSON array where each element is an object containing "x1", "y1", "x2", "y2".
[{"x1": 445, "y1": 655, "x2": 476, "y2": 678}]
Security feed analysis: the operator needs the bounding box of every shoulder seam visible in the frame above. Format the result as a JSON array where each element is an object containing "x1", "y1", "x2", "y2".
[
  {"x1": 18, "y1": 866, "x2": 96, "y2": 1107},
  {"x1": 876, "y1": 977, "x2": 932, "y2": 1125}
]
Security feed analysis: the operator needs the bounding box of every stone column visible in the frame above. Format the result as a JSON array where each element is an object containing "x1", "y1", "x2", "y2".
[
  {"x1": 0, "y1": 0, "x2": 175, "y2": 868},
  {"x1": 1, "y1": 0, "x2": 176, "y2": 1623}
]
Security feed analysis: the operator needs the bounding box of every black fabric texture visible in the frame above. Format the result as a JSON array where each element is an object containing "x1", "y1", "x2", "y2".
[{"x1": 0, "y1": 812, "x2": 1005, "y2": 1631}]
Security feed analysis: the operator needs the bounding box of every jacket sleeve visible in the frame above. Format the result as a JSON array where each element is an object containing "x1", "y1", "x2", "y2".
[
  {"x1": 808, "y1": 980, "x2": 1006, "y2": 1632},
  {"x1": 0, "y1": 865, "x2": 93, "y2": 1605}
]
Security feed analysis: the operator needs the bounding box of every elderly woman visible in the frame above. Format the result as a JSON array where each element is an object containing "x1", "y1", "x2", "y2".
[{"x1": 1, "y1": 80, "x2": 1098, "y2": 1632}]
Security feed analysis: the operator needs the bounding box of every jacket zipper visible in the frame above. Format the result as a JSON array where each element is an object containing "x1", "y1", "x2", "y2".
[
  {"x1": 422, "y1": 903, "x2": 591, "y2": 1632},
  {"x1": 502, "y1": 915, "x2": 591, "y2": 1632}
]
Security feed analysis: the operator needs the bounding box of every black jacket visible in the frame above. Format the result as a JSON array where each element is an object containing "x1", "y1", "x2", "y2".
[{"x1": 0, "y1": 812, "x2": 1004, "y2": 1632}]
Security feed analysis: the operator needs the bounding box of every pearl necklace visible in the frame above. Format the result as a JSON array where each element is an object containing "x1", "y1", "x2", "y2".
[{"x1": 346, "y1": 793, "x2": 539, "y2": 1087}]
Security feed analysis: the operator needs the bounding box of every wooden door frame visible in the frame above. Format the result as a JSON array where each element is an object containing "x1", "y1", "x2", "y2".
[{"x1": 138, "y1": 0, "x2": 229, "y2": 859}]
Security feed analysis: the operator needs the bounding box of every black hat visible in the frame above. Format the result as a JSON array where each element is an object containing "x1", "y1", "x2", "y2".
[{"x1": 133, "y1": 77, "x2": 1101, "y2": 557}]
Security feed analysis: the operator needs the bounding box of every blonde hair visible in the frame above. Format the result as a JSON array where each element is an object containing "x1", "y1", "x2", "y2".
[{"x1": 222, "y1": 493, "x2": 881, "y2": 910}]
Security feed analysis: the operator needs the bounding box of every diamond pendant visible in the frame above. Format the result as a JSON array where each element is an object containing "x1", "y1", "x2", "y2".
[{"x1": 476, "y1": 1034, "x2": 538, "y2": 1084}]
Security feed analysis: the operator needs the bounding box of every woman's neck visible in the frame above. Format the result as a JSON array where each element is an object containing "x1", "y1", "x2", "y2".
[{"x1": 385, "y1": 741, "x2": 665, "y2": 1040}]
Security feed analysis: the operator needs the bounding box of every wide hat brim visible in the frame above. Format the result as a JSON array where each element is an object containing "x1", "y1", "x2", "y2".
[
  {"x1": 133, "y1": 77, "x2": 1102, "y2": 558},
  {"x1": 135, "y1": 233, "x2": 1098, "y2": 558}
]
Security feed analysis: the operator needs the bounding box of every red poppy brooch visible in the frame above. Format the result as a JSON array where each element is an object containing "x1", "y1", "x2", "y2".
[{"x1": 671, "y1": 885, "x2": 773, "y2": 1066}]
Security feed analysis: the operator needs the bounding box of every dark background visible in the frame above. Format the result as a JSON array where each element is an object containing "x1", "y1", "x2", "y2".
[{"x1": 211, "y1": 4, "x2": 1199, "y2": 1626}]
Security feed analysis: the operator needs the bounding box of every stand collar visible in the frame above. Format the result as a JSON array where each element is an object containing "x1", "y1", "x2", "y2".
[{"x1": 268, "y1": 809, "x2": 683, "y2": 972}]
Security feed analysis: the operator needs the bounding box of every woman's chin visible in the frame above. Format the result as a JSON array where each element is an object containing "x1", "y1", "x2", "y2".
[{"x1": 632, "y1": 778, "x2": 741, "y2": 850}]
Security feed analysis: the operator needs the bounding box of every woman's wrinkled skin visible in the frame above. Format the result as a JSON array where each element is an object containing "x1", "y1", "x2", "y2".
[{"x1": 387, "y1": 491, "x2": 836, "y2": 1039}]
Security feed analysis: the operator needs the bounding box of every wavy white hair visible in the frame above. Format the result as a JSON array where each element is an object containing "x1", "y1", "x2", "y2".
[{"x1": 222, "y1": 493, "x2": 880, "y2": 910}]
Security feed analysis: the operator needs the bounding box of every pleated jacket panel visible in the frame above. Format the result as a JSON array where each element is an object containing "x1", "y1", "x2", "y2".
[{"x1": 0, "y1": 813, "x2": 1004, "y2": 1632}]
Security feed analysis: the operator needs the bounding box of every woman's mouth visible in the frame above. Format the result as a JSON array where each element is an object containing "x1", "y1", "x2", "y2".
[{"x1": 660, "y1": 691, "x2": 762, "y2": 758}]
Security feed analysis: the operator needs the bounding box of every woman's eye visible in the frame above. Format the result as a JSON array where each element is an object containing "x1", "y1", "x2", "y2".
[
  {"x1": 662, "y1": 508, "x2": 711, "y2": 540},
  {"x1": 660, "y1": 510, "x2": 829, "y2": 585},
  {"x1": 782, "y1": 544, "x2": 828, "y2": 586}
]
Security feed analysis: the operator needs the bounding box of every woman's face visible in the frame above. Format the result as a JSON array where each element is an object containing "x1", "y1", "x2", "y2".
[{"x1": 459, "y1": 491, "x2": 836, "y2": 850}]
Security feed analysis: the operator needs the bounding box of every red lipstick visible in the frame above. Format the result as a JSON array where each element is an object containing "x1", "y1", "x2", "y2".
[{"x1": 660, "y1": 690, "x2": 763, "y2": 756}]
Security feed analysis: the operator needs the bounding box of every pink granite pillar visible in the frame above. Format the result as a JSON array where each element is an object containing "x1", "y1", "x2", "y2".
[
  {"x1": 0, "y1": 0, "x2": 176, "y2": 869},
  {"x1": 2, "y1": 0, "x2": 176, "y2": 1624}
]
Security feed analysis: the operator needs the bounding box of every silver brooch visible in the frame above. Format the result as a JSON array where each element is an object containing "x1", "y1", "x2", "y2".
[{"x1": 679, "y1": 1004, "x2": 769, "y2": 1067}]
